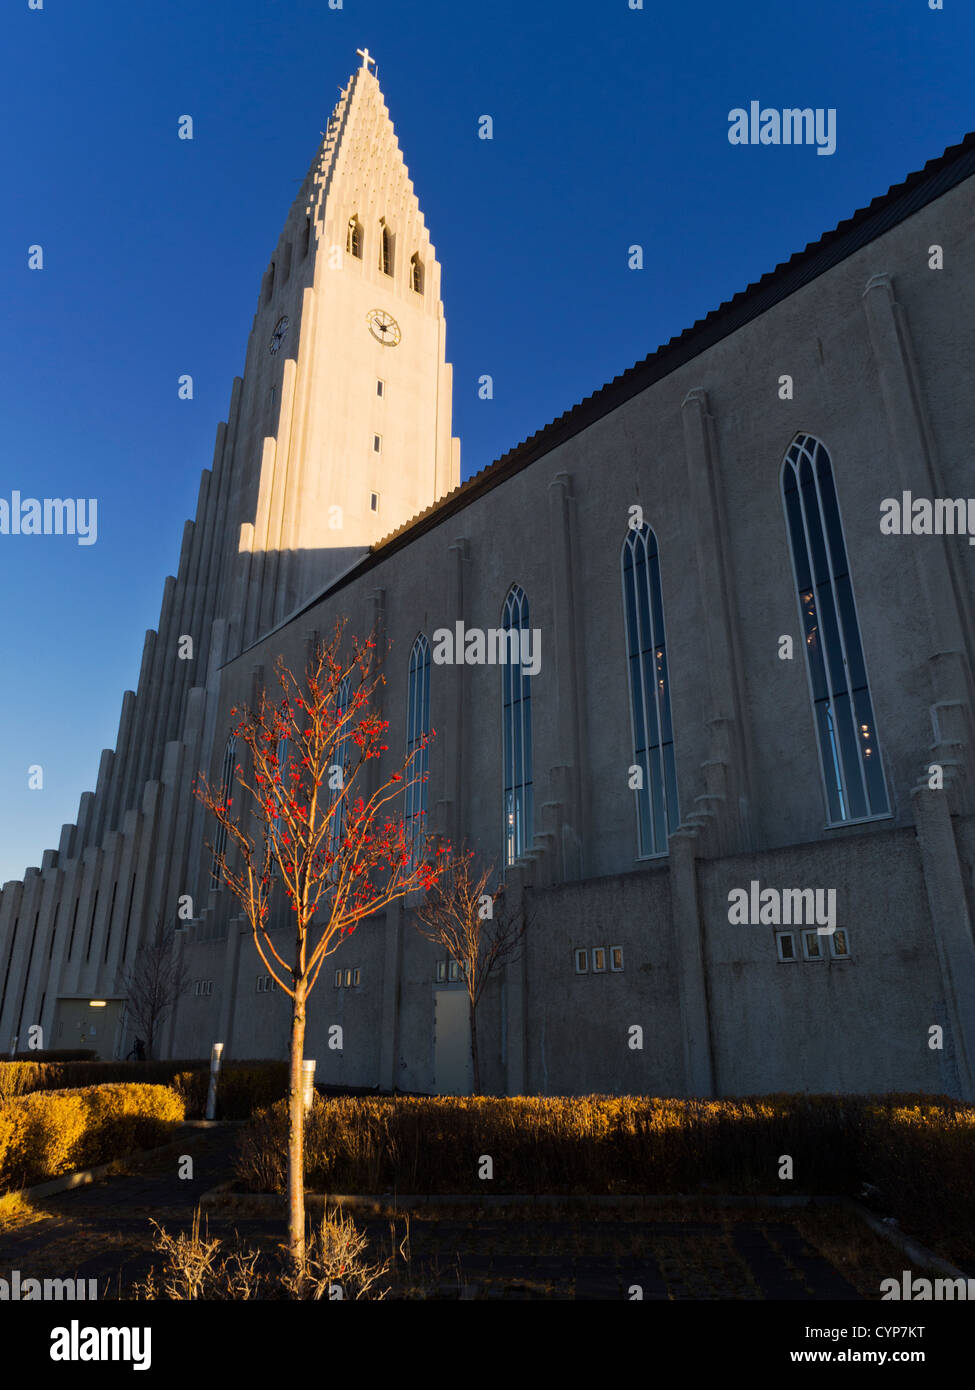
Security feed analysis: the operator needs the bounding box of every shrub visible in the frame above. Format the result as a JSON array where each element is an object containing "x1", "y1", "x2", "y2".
[
  {"x1": 0, "y1": 1058, "x2": 288, "y2": 1118},
  {"x1": 10, "y1": 1050, "x2": 96, "y2": 1062},
  {"x1": 0, "y1": 1083, "x2": 185, "y2": 1190},
  {"x1": 234, "y1": 1093, "x2": 975, "y2": 1262}
]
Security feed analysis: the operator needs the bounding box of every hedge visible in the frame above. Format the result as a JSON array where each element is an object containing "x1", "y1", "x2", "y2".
[
  {"x1": 9, "y1": 1050, "x2": 96, "y2": 1063},
  {"x1": 0, "y1": 1083, "x2": 185, "y2": 1190},
  {"x1": 0, "y1": 1059, "x2": 288, "y2": 1118},
  {"x1": 235, "y1": 1093, "x2": 975, "y2": 1263}
]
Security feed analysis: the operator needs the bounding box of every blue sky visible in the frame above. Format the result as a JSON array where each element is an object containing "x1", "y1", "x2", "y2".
[{"x1": 1, "y1": 0, "x2": 972, "y2": 883}]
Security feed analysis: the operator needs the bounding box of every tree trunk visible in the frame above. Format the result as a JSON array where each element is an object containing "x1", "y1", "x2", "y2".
[
  {"x1": 469, "y1": 997, "x2": 481, "y2": 1096},
  {"x1": 288, "y1": 981, "x2": 307, "y2": 1277}
]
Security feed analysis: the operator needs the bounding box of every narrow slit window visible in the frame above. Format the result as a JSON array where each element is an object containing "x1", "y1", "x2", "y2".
[
  {"x1": 621, "y1": 524, "x2": 679, "y2": 856},
  {"x1": 405, "y1": 634, "x2": 431, "y2": 864},
  {"x1": 501, "y1": 585, "x2": 533, "y2": 865}
]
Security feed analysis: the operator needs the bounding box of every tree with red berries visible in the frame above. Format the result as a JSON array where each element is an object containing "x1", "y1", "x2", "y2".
[{"x1": 195, "y1": 623, "x2": 441, "y2": 1276}]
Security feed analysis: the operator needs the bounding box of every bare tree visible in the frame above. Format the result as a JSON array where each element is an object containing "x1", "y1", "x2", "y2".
[
  {"x1": 194, "y1": 623, "x2": 442, "y2": 1278},
  {"x1": 118, "y1": 928, "x2": 189, "y2": 1059},
  {"x1": 411, "y1": 849, "x2": 528, "y2": 1094}
]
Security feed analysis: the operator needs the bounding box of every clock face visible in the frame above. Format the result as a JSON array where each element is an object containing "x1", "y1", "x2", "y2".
[
  {"x1": 268, "y1": 316, "x2": 289, "y2": 355},
  {"x1": 366, "y1": 308, "x2": 401, "y2": 346}
]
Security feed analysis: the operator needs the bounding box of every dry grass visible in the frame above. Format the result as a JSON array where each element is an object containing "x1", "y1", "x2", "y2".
[{"x1": 133, "y1": 1206, "x2": 395, "y2": 1300}]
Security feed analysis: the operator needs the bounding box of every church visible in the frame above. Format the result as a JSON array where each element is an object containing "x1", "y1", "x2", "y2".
[{"x1": 3, "y1": 53, "x2": 975, "y2": 1101}]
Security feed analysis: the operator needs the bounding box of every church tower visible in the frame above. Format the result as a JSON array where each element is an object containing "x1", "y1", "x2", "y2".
[
  {"x1": 0, "y1": 52, "x2": 459, "y2": 1058},
  {"x1": 227, "y1": 47, "x2": 461, "y2": 654}
]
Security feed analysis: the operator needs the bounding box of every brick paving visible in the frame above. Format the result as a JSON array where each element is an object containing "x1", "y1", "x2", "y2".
[{"x1": 0, "y1": 1124, "x2": 863, "y2": 1300}]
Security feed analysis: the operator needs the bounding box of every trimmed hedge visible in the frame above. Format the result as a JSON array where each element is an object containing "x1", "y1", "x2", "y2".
[
  {"x1": 0, "y1": 1083, "x2": 185, "y2": 1190},
  {"x1": 235, "y1": 1093, "x2": 975, "y2": 1263},
  {"x1": 0, "y1": 1059, "x2": 288, "y2": 1118},
  {"x1": 10, "y1": 1050, "x2": 96, "y2": 1063}
]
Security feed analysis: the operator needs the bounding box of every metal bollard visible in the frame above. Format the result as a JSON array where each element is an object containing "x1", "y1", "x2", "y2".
[{"x1": 205, "y1": 1042, "x2": 224, "y2": 1120}]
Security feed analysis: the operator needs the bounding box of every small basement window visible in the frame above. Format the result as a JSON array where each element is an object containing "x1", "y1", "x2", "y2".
[
  {"x1": 776, "y1": 931, "x2": 797, "y2": 963},
  {"x1": 829, "y1": 929, "x2": 851, "y2": 960},
  {"x1": 801, "y1": 930, "x2": 824, "y2": 962}
]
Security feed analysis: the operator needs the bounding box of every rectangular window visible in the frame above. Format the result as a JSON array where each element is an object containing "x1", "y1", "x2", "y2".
[
  {"x1": 801, "y1": 930, "x2": 824, "y2": 961},
  {"x1": 370, "y1": 492, "x2": 379, "y2": 512},
  {"x1": 376, "y1": 379, "x2": 385, "y2": 398},
  {"x1": 591, "y1": 947, "x2": 606, "y2": 973},
  {"x1": 352, "y1": 968, "x2": 361, "y2": 987},
  {"x1": 829, "y1": 929, "x2": 851, "y2": 959},
  {"x1": 334, "y1": 969, "x2": 342, "y2": 988},
  {"x1": 574, "y1": 948, "x2": 588, "y2": 974},
  {"x1": 436, "y1": 961, "x2": 446, "y2": 982},
  {"x1": 344, "y1": 969, "x2": 352, "y2": 987},
  {"x1": 373, "y1": 434, "x2": 382, "y2": 453},
  {"x1": 257, "y1": 975, "x2": 265, "y2": 993},
  {"x1": 776, "y1": 931, "x2": 797, "y2": 962},
  {"x1": 610, "y1": 946, "x2": 624, "y2": 972},
  {"x1": 448, "y1": 960, "x2": 461, "y2": 982}
]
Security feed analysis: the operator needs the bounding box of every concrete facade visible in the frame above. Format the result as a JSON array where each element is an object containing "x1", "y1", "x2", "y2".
[{"x1": 2, "y1": 58, "x2": 974, "y2": 1099}]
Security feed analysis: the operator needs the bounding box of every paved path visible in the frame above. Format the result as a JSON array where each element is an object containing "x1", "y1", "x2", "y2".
[{"x1": 0, "y1": 1126, "x2": 862, "y2": 1300}]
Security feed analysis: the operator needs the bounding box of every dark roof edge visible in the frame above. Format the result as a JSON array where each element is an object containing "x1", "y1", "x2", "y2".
[{"x1": 271, "y1": 129, "x2": 975, "y2": 637}]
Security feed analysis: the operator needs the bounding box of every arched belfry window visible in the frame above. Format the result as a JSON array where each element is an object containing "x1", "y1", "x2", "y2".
[
  {"x1": 406, "y1": 635, "x2": 431, "y2": 863},
  {"x1": 328, "y1": 677, "x2": 353, "y2": 855},
  {"x1": 502, "y1": 585, "x2": 533, "y2": 866},
  {"x1": 379, "y1": 219, "x2": 393, "y2": 276},
  {"x1": 410, "y1": 253, "x2": 424, "y2": 294},
  {"x1": 621, "y1": 524, "x2": 679, "y2": 856},
  {"x1": 347, "y1": 215, "x2": 362, "y2": 259},
  {"x1": 782, "y1": 434, "x2": 888, "y2": 823},
  {"x1": 210, "y1": 734, "x2": 237, "y2": 889}
]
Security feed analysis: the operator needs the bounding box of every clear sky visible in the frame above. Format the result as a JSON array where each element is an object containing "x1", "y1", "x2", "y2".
[{"x1": 1, "y1": 0, "x2": 972, "y2": 883}]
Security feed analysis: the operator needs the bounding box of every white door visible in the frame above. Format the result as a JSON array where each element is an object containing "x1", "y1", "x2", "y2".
[{"x1": 433, "y1": 989, "x2": 473, "y2": 1095}]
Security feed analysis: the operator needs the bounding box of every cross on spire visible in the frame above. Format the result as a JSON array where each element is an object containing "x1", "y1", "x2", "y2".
[{"x1": 356, "y1": 47, "x2": 376, "y2": 72}]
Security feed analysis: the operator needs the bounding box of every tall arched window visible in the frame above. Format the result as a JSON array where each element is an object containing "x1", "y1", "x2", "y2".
[
  {"x1": 210, "y1": 734, "x2": 237, "y2": 889},
  {"x1": 269, "y1": 736, "x2": 289, "y2": 875},
  {"x1": 502, "y1": 585, "x2": 533, "y2": 865},
  {"x1": 328, "y1": 677, "x2": 353, "y2": 855},
  {"x1": 410, "y1": 253, "x2": 424, "y2": 293},
  {"x1": 782, "y1": 434, "x2": 888, "y2": 822},
  {"x1": 379, "y1": 220, "x2": 393, "y2": 276},
  {"x1": 621, "y1": 524, "x2": 679, "y2": 856},
  {"x1": 405, "y1": 635, "x2": 431, "y2": 862},
  {"x1": 347, "y1": 215, "x2": 362, "y2": 259}
]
